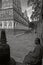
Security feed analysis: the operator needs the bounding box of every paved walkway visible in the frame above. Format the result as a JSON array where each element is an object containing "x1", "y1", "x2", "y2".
[
  {"x1": 16, "y1": 62, "x2": 23, "y2": 65},
  {"x1": 6, "y1": 29, "x2": 37, "y2": 62},
  {"x1": 5, "y1": 29, "x2": 43, "y2": 65}
]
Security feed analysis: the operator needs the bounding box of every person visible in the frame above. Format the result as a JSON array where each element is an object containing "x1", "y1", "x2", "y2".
[{"x1": 23, "y1": 38, "x2": 43, "y2": 65}]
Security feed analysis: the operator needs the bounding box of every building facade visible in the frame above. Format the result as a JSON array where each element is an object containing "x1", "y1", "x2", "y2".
[{"x1": 0, "y1": 0, "x2": 22, "y2": 29}]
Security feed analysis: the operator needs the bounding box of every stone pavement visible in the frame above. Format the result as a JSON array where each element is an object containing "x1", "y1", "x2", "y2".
[
  {"x1": 6, "y1": 30, "x2": 37, "y2": 62},
  {"x1": 5, "y1": 29, "x2": 43, "y2": 65},
  {"x1": 16, "y1": 62, "x2": 24, "y2": 65}
]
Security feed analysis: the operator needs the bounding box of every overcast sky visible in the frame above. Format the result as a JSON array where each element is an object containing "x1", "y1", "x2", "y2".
[
  {"x1": 21, "y1": 0, "x2": 32, "y2": 21},
  {"x1": 21, "y1": 0, "x2": 28, "y2": 12}
]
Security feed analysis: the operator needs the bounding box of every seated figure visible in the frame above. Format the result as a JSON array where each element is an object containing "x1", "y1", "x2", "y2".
[{"x1": 23, "y1": 38, "x2": 43, "y2": 65}]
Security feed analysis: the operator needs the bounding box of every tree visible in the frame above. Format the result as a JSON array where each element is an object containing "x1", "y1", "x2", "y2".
[
  {"x1": 29, "y1": 22, "x2": 35, "y2": 29},
  {"x1": 27, "y1": 0, "x2": 42, "y2": 22},
  {"x1": 42, "y1": 0, "x2": 43, "y2": 19}
]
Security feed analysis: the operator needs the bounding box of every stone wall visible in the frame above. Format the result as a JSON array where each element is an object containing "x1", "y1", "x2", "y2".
[
  {"x1": 2, "y1": 0, "x2": 13, "y2": 8},
  {"x1": 36, "y1": 21, "x2": 43, "y2": 45},
  {"x1": 0, "y1": 8, "x2": 13, "y2": 21},
  {"x1": 13, "y1": 0, "x2": 22, "y2": 13}
]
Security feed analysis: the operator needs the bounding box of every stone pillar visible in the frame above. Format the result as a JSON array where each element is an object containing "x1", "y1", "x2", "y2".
[
  {"x1": 1, "y1": 29, "x2": 7, "y2": 44},
  {"x1": 0, "y1": 30, "x2": 16, "y2": 65}
]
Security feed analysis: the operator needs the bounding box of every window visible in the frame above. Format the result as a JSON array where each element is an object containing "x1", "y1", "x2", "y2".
[{"x1": 0, "y1": 0, "x2": 2, "y2": 8}]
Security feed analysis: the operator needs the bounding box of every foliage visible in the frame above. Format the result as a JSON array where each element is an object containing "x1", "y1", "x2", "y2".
[
  {"x1": 29, "y1": 22, "x2": 35, "y2": 29},
  {"x1": 27, "y1": 0, "x2": 42, "y2": 22}
]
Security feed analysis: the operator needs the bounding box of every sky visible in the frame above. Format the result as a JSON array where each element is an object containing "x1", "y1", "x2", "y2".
[
  {"x1": 21, "y1": 0, "x2": 32, "y2": 21},
  {"x1": 21, "y1": 0, "x2": 28, "y2": 12}
]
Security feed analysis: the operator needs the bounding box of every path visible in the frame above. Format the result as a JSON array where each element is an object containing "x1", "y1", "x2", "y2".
[{"x1": 6, "y1": 29, "x2": 37, "y2": 62}]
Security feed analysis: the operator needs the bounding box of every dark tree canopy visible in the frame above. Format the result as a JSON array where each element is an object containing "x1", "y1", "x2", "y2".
[
  {"x1": 27, "y1": 0, "x2": 42, "y2": 22},
  {"x1": 42, "y1": 0, "x2": 43, "y2": 19}
]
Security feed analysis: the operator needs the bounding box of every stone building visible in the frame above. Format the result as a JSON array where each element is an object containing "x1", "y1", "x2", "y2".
[
  {"x1": 0, "y1": 0, "x2": 28, "y2": 29},
  {"x1": 0, "y1": 0, "x2": 22, "y2": 29}
]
